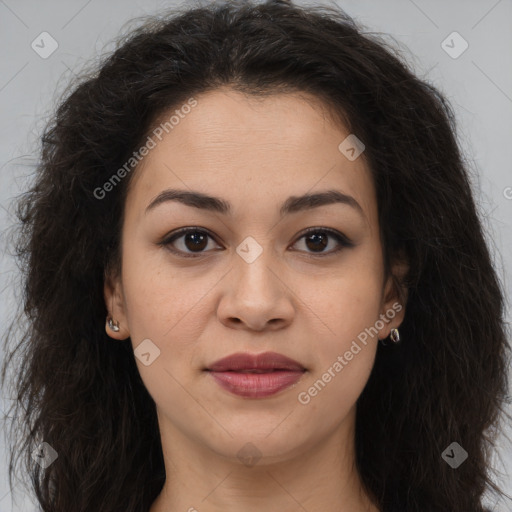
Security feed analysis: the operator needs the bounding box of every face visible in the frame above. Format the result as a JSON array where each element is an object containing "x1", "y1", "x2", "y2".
[{"x1": 105, "y1": 87, "x2": 406, "y2": 464}]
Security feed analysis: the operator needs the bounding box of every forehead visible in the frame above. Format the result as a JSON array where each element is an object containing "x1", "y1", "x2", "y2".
[{"x1": 125, "y1": 87, "x2": 376, "y2": 224}]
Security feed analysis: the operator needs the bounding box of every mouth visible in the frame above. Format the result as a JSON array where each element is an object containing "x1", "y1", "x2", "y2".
[
  {"x1": 221, "y1": 369, "x2": 291, "y2": 373},
  {"x1": 205, "y1": 351, "x2": 306, "y2": 372},
  {"x1": 204, "y1": 351, "x2": 306, "y2": 398}
]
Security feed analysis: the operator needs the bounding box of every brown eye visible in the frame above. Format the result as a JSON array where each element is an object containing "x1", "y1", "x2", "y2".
[
  {"x1": 160, "y1": 226, "x2": 354, "y2": 259},
  {"x1": 304, "y1": 232, "x2": 329, "y2": 252},
  {"x1": 291, "y1": 228, "x2": 354, "y2": 256},
  {"x1": 161, "y1": 228, "x2": 221, "y2": 258},
  {"x1": 181, "y1": 231, "x2": 208, "y2": 251}
]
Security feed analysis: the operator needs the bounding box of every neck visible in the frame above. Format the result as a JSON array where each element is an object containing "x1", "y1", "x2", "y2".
[{"x1": 149, "y1": 406, "x2": 380, "y2": 512}]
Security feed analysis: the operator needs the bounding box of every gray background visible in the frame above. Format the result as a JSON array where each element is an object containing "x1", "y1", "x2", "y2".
[{"x1": 0, "y1": 0, "x2": 511, "y2": 511}]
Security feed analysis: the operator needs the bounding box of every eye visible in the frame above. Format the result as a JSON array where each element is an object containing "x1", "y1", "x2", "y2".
[
  {"x1": 159, "y1": 226, "x2": 354, "y2": 258},
  {"x1": 159, "y1": 227, "x2": 221, "y2": 258},
  {"x1": 290, "y1": 227, "x2": 354, "y2": 257}
]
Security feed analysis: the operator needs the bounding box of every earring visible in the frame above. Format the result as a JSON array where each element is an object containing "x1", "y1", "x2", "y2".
[
  {"x1": 380, "y1": 327, "x2": 401, "y2": 346},
  {"x1": 390, "y1": 327, "x2": 400, "y2": 344},
  {"x1": 107, "y1": 317, "x2": 120, "y2": 333}
]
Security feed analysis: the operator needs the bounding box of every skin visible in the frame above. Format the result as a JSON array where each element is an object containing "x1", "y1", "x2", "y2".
[{"x1": 104, "y1": 87, "x2": 408, "y2": 512}]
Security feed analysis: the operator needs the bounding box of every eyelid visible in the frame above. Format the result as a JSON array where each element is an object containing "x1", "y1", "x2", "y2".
[
  {"x1": 159, "y1": 226, "x2": 354, "y2": 258},
  {"x1": 292, "y1": 226, "x2": 354, "y2": 250}
]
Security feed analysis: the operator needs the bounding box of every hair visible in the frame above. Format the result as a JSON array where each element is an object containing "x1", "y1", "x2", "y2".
[{"x1": 1, "y1": 0, "x2": 510, "y2": 511}]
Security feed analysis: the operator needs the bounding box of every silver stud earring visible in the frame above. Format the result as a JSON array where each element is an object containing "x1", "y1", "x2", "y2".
[
  {"x1": 390, "y1": 327, "x2": 400, "y2": 344},
  {"x1": 107, "y1": 317, "x2": 120, "y2": 332},
  {"x1": 380, "y1": 327, "x2": 401, "y2": 346}
]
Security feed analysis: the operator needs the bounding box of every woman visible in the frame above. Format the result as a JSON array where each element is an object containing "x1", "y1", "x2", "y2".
[{"x1": 1, "y1": 0, "x2": 510, "y2": 511}]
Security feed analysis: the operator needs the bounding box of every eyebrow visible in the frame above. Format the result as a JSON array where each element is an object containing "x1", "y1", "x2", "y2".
[{"x1": 145, "y1": 188, "x2": 365, "y2": 220}]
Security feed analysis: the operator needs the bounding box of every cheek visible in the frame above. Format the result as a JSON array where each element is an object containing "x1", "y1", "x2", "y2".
[
  {"x1": 307, "y1": 247, "x2": 383, "y2": 342},
  {"x1": 312, "y1": 281, "x2": 381, "y2": 374},
  {"x1": 120, "y1": 245, "x2": 224, "y2": 395},
  {"x1": 120, "y1": 239, "x2": 210, "y2": 340},
  {"x1": 302, "y1": 250, "x2": 383, "y2": 391},
  {"x1": 296, "y1": 282, "x2": 381, "y2": 419}
]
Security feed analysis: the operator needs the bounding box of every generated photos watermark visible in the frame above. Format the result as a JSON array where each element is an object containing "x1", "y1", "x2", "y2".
[
  {"x1": 297, "y1": 301, "x2": 403, "y2": 405},
  {"x1": 93, "y1": 97, "x2": 198, "y2": 200}
]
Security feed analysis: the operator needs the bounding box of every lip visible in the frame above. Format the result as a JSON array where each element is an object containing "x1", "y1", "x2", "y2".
[
  {"x1": 207, "y1": 351, "x2": 305, "y2": 372},
  {"x1": 205, "y1": 351, "x2": 306, "y2": 398}
]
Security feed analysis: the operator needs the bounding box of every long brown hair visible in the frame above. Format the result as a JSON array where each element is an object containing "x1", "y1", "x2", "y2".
[{"x1": 2, "y1": 1, "x2": 510, "y2": 510}]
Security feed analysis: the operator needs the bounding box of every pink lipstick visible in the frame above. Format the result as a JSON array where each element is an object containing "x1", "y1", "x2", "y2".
[{"x1": 205, "y1": 351, "x2": 306, "y2": 398}]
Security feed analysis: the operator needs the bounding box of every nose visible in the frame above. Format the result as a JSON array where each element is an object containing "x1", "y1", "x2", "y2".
[{"x1": 216, "y1": 242, "x2": 295, "y2": 332}]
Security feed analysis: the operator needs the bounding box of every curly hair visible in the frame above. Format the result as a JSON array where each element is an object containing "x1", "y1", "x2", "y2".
[{"x1": 1, "y1": 0, "x2": 511, "y2": 511}]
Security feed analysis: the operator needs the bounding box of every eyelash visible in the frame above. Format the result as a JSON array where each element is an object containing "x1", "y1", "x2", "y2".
[{"x1": 158, "y1": 226, "x2": 354, "y2": 259}]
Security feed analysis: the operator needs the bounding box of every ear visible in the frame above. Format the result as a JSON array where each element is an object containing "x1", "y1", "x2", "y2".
[
  {"x1": 377, "y1": 252, "x2": 409, "y2": 340},
  {"x1": 103, "y1": 266, "x2": 130, "y2": 341}
]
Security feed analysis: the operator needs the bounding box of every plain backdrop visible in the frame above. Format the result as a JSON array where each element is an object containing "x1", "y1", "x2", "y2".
[{"x1": 0, "y1": 1, "x2": 511, "y2": 511}]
